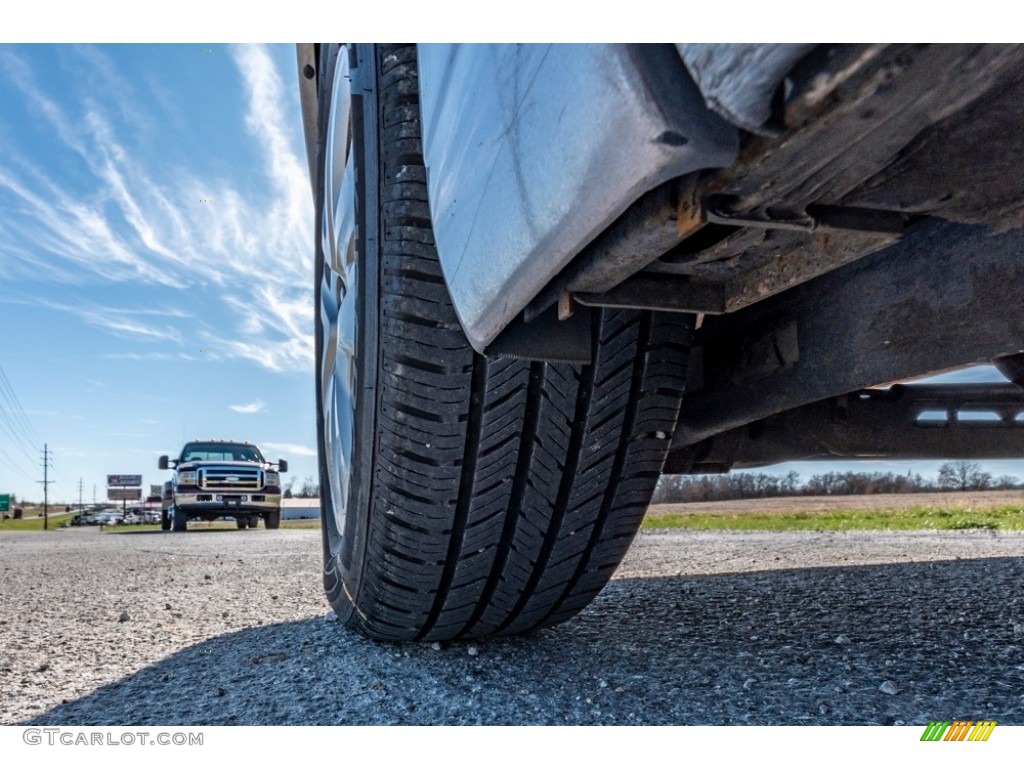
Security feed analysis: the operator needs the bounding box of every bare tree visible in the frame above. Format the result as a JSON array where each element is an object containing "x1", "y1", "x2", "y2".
[
  {"x1": 992, "y1": 474, "x2": 1022, "y2": 491},
  {"x1": 937, "y1": 461, "x2": 992, "y2": 492},
  {"x1": 781, "y1": 471, "x2": 801, "y2": 495},
  {"x1": 297, "y1": 475, "x2": 320, "y2": 498}
]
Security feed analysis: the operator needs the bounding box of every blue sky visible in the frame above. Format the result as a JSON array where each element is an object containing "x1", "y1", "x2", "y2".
[
  {"x1": 1, "y1": 40, "x2": 1021, "y2": 506},
  {"x1": 0, "y1": 44, "x2": 316, "y2": 503}
]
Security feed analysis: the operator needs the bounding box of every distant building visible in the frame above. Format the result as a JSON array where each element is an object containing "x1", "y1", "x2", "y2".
[{"x1": 282, "y1": 498, "x2": 319, "y2": 520}]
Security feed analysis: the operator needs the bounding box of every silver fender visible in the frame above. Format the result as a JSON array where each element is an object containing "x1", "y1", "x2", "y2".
[{"x1": 416, "y1": 44, "x2": 739, "y2": 352}]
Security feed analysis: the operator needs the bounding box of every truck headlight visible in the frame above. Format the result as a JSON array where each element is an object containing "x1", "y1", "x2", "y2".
[
  {"x1": 177, "y1": 471, "x2": 197, "y2": 485},
  {"x1": 265, "y1": 471, "x2": 280, "y2": 486}
]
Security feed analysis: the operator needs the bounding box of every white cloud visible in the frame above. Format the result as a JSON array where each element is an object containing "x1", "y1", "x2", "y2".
[
  {"x1": 88, "y1": 315, "x2": 182, "y2": 343},
  {"x1": 216, "y1": 337, "x2": 311, "y2": 375},
  {"x1": 260, "y1": 441, "x2": 316, "y2": 457},
  {"x1": 230, "y1": 44, "x2": 312, "y2": 262},
  {"x1": 0, "y1": 49, "x2": 89, "y2": 158},
  {"x1": 0, "y1": 44, "x2": 315, "y2": 375},
  {"x1": 11, "y1": 297, "x2": 186, "y2": 344},
  {"x1": 0, "y1": 162, "x2": 178, "y2": 286},
  {"x1": 229, "y1": 400, "x2": 267, "y2": 414}
]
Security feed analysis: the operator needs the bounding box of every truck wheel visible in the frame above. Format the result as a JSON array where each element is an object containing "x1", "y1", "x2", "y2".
[
  {"x1": 172, "y1": 507, "x2": 187, "y2": 532},
  {"x1": 265, "y1": 509, "x2": 280, "y2": 530},
  {"x1": 315, "y1": 44, "x2": 692, "y2": 641},
  {"x1": 248, "y1": 516, "x2": 259, "y2": 529},
  {"x1": 161, "y1": 510, "x2": 171, "y2": 531},
  {"x1": 236, "y1": 518, "x2": 248, "y2": 530}
]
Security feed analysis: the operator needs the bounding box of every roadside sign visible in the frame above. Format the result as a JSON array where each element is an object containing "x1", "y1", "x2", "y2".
[
  {"x1": 107, "y1": 475, "x2": 142, "y2": 487},
  {"x1": 107, "y1": 488, "x2": 142, "y2": 501},
  {"x1": 0, "y1": 494, "x2": 9, "y2": 512},
  {"x1": 150, "y1": 484, "x2": 162, "y2": 497}
]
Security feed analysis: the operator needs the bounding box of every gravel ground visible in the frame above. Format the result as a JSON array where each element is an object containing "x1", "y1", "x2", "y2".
[{"x1": 2, "y1": 526, "x2": 1023, "y2": 725}]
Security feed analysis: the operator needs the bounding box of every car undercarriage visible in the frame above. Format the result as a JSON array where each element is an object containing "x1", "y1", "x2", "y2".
[{"x1": 489, "y1": 44, "x2": 1024, "y2": 474}]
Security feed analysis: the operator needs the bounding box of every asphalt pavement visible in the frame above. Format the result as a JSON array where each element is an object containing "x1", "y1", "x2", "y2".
[{"x1": 2, "y1": 526, "x2": 1023, "y2": 725}]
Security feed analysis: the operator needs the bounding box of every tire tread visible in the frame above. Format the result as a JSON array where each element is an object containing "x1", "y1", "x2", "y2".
[{"x1": 337, "y1": 44, "x2": 692, "y2": 641}]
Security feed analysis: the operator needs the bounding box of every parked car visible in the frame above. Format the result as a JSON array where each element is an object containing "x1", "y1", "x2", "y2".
[
  {"x1": 299, "y1": 43, "x2": 1024, "y2": 640},
  {"x1": 92, "y1": 511, "x2": 123, "y2": 525}
]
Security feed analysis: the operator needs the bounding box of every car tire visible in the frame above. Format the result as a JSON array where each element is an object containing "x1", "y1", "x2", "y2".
[
  {"x1": 265, "y1": 509, "x2": 280, "y2": 530},
  {"x1": 236, "y1": 518, "x2": 249, "y2": 530},
  {"x1": 172, "y1": 506, "x2": 187, "y2": 533},
  {"x1": 248, "y1": 516, "x2": 259, "y2": 529},
  {"x1": 161, "y1": 510, "x2": 171, "y2": 531},
  {"x1": 315, "y1": 44, "x2": 692, "y2": 641}
]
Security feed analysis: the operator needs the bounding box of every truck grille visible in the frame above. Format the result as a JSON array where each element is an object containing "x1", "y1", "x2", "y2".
[{"x1": 199, "y1": 467, "x2": 263, "y2": 491}]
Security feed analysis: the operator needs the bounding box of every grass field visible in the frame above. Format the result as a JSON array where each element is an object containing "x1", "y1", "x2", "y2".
[
  {"x1": 6, "y1": 491, "x2": 1024, "y2": 534},
  {"x1": 0, "y1": 511, "x2": 76, "y2": 532},
  {"x1": 100, "y1": 517, "x2": 321, "y2": 533},
  {"x1": 643, "y1": 490, "x2": 1024, "y2": 532},
  {"x1": 0, "y1": 512, "x2": 320, "y2": 534}
]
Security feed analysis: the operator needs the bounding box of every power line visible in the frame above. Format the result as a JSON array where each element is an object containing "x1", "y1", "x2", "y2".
[
  {"x1": 0, "y1": 364, "x2": 42, "y2": 443},
  {"x1": 0, "y1": 364, "x2": 47, "y2": 495},
  {"x1": 0, "y1": 375, "x2": 41, "y2": 470},
  {"x1": 48, "y1": 455, "x2": 73, "y2": 488},
  {"x1": 0, "y1": 407, "x2": 38, "y2": 467},
  {"x1": 0, "y1": 443, "x2": 36, "y2": 483},
  {"x1": 0, "y1": 364, "x2": 42, "y2": 448}
]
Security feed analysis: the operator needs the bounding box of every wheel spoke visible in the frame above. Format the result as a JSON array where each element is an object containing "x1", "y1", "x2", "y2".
[
  {"x1": 320, "y1": 265, "x2": 338, "y2": 394},
  {"x1": 333, "y1": 153, "x2": 357, "y2": 276},
  {"x1": 326, "y1": 52, "x2": 351, "y2": 226},
  {"x1": 320, "y1": 45, "x2": 360, "y2": 543}
]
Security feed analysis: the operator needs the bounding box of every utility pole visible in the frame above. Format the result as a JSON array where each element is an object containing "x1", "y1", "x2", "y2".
[
  {"x1": 38, "y1": 443, "x2": 53, "y2": 530},
  {"x1": 78, "y1": 478, "x2": 84, "y2": 514}
]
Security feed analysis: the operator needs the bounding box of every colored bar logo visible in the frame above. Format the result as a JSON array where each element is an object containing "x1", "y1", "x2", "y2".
[{"x1": 920, "y1": 720, "x2": 997, "y2": 741}]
